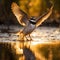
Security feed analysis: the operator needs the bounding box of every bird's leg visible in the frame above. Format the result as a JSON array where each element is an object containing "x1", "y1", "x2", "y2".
[
  {"x1": 25, "y1": 34, "x2": 33, "y2": 41},
  {"x1": 24, "y1": 34, "x2": 32, "y2": 48},
  {"x1": 24, "y1": 36, "x2": 27, "y2": 40},
  {"x1": 28, "y1": 34, "x2": 32, "y2": 48},
  {"x1": 24, "y1": 35, "x2": 30, "y2": 41},
  {"x1": 24, "y1": 36, "x2": 31, "y2": 49},
  {"x1": 29, "y1": 34, "x2": 33, "y2": 41}
]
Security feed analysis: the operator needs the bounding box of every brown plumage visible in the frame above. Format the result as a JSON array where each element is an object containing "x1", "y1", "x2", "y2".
[{"x1": 11, "y1": 2, "x2": 53, "y2": 40}]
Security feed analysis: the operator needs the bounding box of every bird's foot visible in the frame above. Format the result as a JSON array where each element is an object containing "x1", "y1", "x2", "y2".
[
  {"x1": 25, "y1": 36, "x2": 33, "y2": 42},
  {"x1": 27, "y1": 35, "x2": 33, "y2": 41}
]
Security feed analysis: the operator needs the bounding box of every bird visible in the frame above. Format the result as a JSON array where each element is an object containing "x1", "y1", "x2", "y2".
[{"x1": 11, "y1": 2, "x2": 53, "y2": 41}]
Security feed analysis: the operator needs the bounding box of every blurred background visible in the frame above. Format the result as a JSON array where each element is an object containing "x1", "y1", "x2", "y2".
[
  {"x1": 0, "y1": 0, "x2": 60, "y2": 26},
  {"x1": 0, "y1": 0, "x2": 60, "y2": 60}
]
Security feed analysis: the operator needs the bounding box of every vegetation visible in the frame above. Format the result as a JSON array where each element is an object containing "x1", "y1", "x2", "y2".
[{"x1": 0, "y1": 0, "x2": 60, "y2": 25}]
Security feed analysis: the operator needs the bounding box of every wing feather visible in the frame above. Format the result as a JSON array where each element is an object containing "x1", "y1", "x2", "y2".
[
  {"x1": 11, "y1": 2, "x2": 29, "y2": 26},
  {"x1": 36, "y1": 6, "x2": 53, "y2": 27}
]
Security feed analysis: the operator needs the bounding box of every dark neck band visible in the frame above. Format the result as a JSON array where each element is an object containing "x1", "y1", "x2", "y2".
[{"x1": 29, "y1": 20, "x2": 36, "y2": 24}]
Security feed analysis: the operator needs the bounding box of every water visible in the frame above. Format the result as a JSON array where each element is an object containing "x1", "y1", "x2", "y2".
[{"x1": 0, "y1": 25, "x2": 60, "y2": 60}]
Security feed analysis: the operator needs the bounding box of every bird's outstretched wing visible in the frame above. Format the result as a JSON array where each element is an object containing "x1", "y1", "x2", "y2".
[
  {"x1": 11, "y1": 2, "x2": 29, "y2": 26},
  {"x1": 36, "y1": 6, "x2": 53, "y2": 27}
]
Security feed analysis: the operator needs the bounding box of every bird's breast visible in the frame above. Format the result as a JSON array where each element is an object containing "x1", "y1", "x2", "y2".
[{"x1": 23, "y1": 23, "x2": 36, "y2": 35}]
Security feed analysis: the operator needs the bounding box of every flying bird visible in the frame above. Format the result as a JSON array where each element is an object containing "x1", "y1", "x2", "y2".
[{"x1": 11, "y1": 2, "x2": 53, "y2": 41}]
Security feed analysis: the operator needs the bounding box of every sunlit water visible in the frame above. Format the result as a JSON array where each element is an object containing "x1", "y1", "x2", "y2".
[{"x1": 0, "y1": 25, "x2": 60, "y2": 60}]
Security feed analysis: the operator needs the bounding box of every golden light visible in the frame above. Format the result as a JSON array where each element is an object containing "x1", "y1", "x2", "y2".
[
  {"x1": 14, "y1": 42, "x2": 23, "y2": 54},
  {"x1": 4, "y1": 27, "x2": 59, "y2": 60}
]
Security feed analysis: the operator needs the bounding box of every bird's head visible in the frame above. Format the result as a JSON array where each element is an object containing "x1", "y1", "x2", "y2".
[{"x1": 29, "y1": 16, "x2": 36, "y2": 24}]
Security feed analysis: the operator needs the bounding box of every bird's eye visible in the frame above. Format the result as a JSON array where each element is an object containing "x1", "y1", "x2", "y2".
[{"x1": 29, "y1": 20, "x2": 36, "y2": 24}]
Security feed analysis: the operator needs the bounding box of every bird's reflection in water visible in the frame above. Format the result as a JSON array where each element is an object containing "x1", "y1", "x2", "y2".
[
  {"x1": 14, "y1": 31, "x2": 36, "y2": 60},
  {"x1": 23, "y1": 47, "x2": 36, "y2": 60},
  {"x1": 17, "y1": 34, "x2": 36, "y2": 60},
  {"x1": 0, "y1": 39, "x2": 60, "y2": 60}
]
